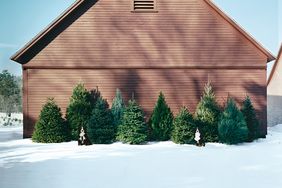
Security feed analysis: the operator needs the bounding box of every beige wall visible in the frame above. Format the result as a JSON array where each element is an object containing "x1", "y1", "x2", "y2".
[
  {"x1": 267, "y1": 95, "x2": 282, "y2": 126},
  {"x1": 268, "y1": 47, "x2": 282, "y2": 126}
]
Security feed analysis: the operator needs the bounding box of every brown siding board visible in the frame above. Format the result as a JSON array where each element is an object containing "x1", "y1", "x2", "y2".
[
  {"x1": 22, "y1": 69, "x2": 30, "y2": 138},
  {"x1": 25, "y1": 0, "x2": 266, "y2": 68},
  {"x1": 25, "y1": 68, "x2": 267, "y2": 137}
]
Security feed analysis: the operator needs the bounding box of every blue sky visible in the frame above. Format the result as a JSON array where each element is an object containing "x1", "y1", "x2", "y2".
[{"x1": 0, "y1": 0, "x2": 281, "y2": 76}]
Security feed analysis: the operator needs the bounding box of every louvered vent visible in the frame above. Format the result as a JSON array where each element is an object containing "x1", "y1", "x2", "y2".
[{"x1": 133, "y1": 0, "x2": 156, "y2": 11}]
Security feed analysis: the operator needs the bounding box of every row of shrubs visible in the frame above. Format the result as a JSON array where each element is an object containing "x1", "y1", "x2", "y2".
[{"x1": 32, "y1": 82, "x2": 261, "y2": 145}]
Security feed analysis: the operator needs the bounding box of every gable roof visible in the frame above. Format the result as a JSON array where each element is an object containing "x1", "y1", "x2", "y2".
[
  {"x1": 11, "y1": 0, "x2": 87, "y2": 64},
  {"x1": 11, "y1": 0, "x2": 275, "y2": 64},
  {"x1": 267, "y1": 44, "x2": 282, "y2": 86}
]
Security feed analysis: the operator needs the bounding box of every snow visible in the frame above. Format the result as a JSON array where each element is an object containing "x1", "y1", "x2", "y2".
[
  {"x1": 1, "y1": 125, "x2": 282, "y2": 188},
  {"x1": 0, "y1": 113, "x2": 23, "y2": 142},
  {"x1": 0, "y1": 113, "x2": 23, "y2": 127}
]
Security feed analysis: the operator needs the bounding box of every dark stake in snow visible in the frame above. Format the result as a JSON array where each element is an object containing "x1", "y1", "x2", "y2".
[
  {"x1": 78, "y1": 126, "x2": 91, "y2": 146},
  {"x1": 194, "y1": 128, "x2": 200, "y2": 145},
  {"x1": 195, "y1": 128, "x2": 205, "y2": 147}
]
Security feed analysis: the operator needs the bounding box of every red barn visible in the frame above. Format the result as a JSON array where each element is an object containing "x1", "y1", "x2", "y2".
[{"x1": 11, "y1": 0, "x2": 274, "y2": 138}]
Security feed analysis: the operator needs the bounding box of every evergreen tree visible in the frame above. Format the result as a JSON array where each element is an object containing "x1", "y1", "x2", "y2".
[
  {"x1": 195, "y1": 82, "x2": 221, "y2": 142},
  {"x1": 111, "y1": 88, "x2": 125, "y2": 126},
  {"x1": 117, "y1": 99, "x2": 148, "y2": 144},
  {"x1": 241, "y1": 96, "x2": 260, "y2": 141},
  {"x1": 218, "y1": 98, "x2": 248, "y2": 144},
  {"x1": 89, "y1": 86, "x2": 101, "y2": 108},
  {"x1": 66, "y1": 83, "x2": 92, "y2": 140},
  {"x1": 0, "y1": 70, "x2": 19, "y2": 98},
  {"x1": 0, "y1": 70, "x2": 21, "y2": 114},
  {"x1": 172, "y1": 107, "x2": 196, "y2": 144},
  {"x1": 87, "y1": 97, "x2": 115, "y2": 144},
  {"x1": 150, "y1": 92, "x2": 174, "y2": 141},
  {"x1": 32, "y1": 98, "x2": 70, "y2": 143}
]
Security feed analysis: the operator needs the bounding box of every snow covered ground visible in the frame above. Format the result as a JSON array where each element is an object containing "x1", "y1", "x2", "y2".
[
  {"x1": 1, "y1": 125, "x2": 282, "y2": 188},
  {"x1": 0, "y1": 113, "x2": 23, "y2": 127}
]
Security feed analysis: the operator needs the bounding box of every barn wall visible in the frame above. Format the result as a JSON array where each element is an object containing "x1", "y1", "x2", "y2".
[
  {"x1": 24, "y1": 0, "x2": 266, "y2": 68},
  {"x1": 20, "y1": 0, "x2": 268, "y2": 137},
  {"x1": 23, "y1": 68, "x2": 267, "y2": 137}
]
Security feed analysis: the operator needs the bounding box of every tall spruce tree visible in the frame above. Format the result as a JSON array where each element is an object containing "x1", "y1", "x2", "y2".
[
  {"x1": 117, "y1": 99, "x2": 148, "y2": 144},
  {"x1": 150, "y1": 92, "x2": 174, "y2": 141},
  {"x1": 241, "y1": 96, "x2": 260, "y2": 141},
  {"x1": 195, "y1": 82, "x2": 221, "y2": 142},
  {"x1": 172, "y1": 107, "x2": 196, "y2": 144},
  {"x1": 218, "y1": 98, "x2": 248, "y2": 144},
  {"x1": 111, "y1": 88, "x2": 125, "y2": 126},
  {"x1": 32, "y1": 98, "x2": 70, "y2": 143},
  {"x1": 66, "y1": 83, "x2": 92, "y2": 140},
  {"x1": 87, "y1": 97, "x2": 115, "y2": 144}
]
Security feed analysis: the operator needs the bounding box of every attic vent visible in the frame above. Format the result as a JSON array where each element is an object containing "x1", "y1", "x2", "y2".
[{"x1": 132, "y1": 0, "x2": 157, "y2": 12}]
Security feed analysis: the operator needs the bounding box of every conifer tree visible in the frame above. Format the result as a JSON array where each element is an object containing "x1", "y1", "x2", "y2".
[
  {"x1": 172, "y1": 107, "x2": 196, "y2": 144},
  {"x1": 241, "y1": 96, "x2": 260, "y2": 141},
  {"x1": 89, "y1": 86, "x2": 101, "y2": 108},
  {"x1": 66, "y1": 83, "x2": 92, "y2": 140},
  {"x1": 218, "y1": 98, "x2": 248, "y2": 144},
  {"x1": 32, "y1": 98, "x2": 70, "y2": 143},
  {"x1": 117, "y1": 99, "x2": 148, "y2": 144},
  {"x1": 195, "y1": 82, "x2": 221, "y2": 142},
  {"x1": 87, "y1": 97, "x2": 115, "y2": 144},
  {"x1": 111, "y1": 88, "x2": 125, "y2": 126},
  {"x1": 150, "y1": 92, "x2": 174, "y2": 141}
]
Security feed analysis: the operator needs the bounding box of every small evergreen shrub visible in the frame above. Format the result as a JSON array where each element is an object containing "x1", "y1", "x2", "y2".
[
  {"x1": 195, "y1": 82, "x2": 221, "y2": 142},
  {"x1": 87, "y1": 97, "x2": 115, "y2": 144},
  {"x1": 32, "y1": 98, "x2": 70, "y2": 143},
  {"x1": 66, "y1": 83, "x2": 92, "y2": 140},
  {"x1": 117, "y1": 99, "x2": 148, "y2": 145},
  {"x1": 172, "y1": 107, "x2": 196, "y2": 144},
  {"x1": 111, "y1": 88, "x2": 125, "y2": 127},
  {"x1": 150, "y1": 92, "x2": 174, "y2": 141},
  {"x1": 241, "y1": 96, "x2": 260, "y2": 141},
  {"x1": 218, "y1": 98, "x2": 248, "y2": 145}
]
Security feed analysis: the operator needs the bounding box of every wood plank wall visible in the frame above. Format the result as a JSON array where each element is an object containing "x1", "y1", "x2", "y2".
[
  {"x1": 24, "y1": 69, "x2": 266, "y2": 137},
  {"x1": 25, "y1": 0, "x2": 266, "y2": 68},
  {"x1": 22, "y1": 0, "x2": 268, "y2": 137}
]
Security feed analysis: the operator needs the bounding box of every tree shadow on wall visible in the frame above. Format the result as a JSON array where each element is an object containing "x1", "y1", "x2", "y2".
[{"x1": 244, "y1": 81, "x2": 267, "y2": 135}]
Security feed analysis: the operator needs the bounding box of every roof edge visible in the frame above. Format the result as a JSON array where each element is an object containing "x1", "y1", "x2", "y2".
[
  {"x1": 11, "y1": 0, "x2": 85, "y2": 63},
  {"x1": 267, "y1": 44, "x2": 282, "y2": 86},
  {"x1": 205, "y1": 0, "x2": 275, "y2": 62}
]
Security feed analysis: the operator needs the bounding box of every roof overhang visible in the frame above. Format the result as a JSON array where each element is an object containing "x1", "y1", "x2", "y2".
[
  {"x1": 267, "y1": 45, "x2": 282, "y2": 86},
  {"x1": 11, "y1": 0, "x2": 86, "y2": 64}
]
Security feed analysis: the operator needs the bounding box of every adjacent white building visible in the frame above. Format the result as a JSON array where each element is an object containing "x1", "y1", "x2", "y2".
[{"x1": 268, "y1": 45, "x2": 282, "y2": 126}]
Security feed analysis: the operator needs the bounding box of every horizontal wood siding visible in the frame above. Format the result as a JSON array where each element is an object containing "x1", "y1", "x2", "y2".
[
  {"x1": 23, "y1": 69, "x2": 29, "y2": 138},
  {"x1": 21, "y1": 0, "x2": 268, "y2": 137},
  {"x1": 25, "y1": 0, "x2": 266, "y2": 68},
  {"x1": 24, "y1": 68, "x2": 267, "y2": 137}
]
